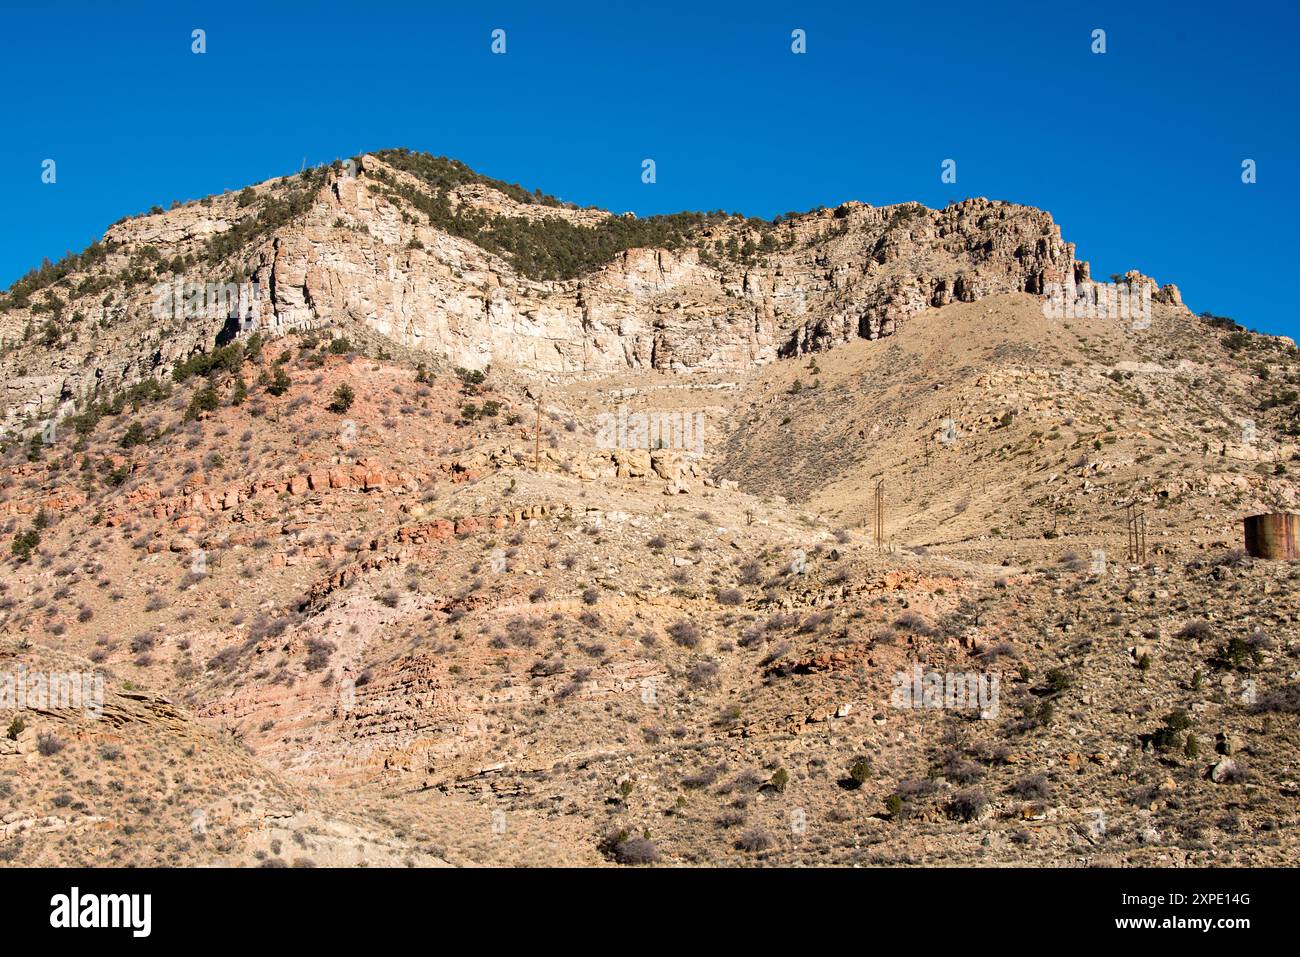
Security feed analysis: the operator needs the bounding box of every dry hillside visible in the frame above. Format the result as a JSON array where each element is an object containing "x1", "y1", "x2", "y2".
[{"x1": 1, "y1": 151, "x2": 1297, "y2": 867}]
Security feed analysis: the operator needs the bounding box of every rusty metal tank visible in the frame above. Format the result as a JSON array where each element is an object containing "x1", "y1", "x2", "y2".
[{"x1": 1243, "y1": 513, "x2": 1299, "y2": 560}]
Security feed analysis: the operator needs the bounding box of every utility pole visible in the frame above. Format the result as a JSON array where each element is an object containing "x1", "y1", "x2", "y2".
[
  {"x1": 874, "y1": 480, "x2": 885, "y2": 554},
  {"x1": 1126, "y1": 502, "x2": 1147, "y2": 563},
  {"x1": 533, "y1": 395, "x2": 542, "y2": 472}
]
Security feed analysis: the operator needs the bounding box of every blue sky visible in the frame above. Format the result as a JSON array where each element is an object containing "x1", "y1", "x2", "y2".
[{"x1": 2, "y1": 0, "x2": 1297, "y2": 337}]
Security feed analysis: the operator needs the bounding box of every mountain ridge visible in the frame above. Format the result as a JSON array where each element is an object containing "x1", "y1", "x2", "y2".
[{"x1": 1, "y1": 149, "x2": 1221, "y2": 440}]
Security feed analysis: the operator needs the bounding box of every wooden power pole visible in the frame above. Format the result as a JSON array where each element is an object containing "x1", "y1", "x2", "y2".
[
  {"x1": 533, "y1": 395, "x2": 542, "y2": 472},
  {"x1": 874, "y1": 480, "x2": 885, "y2": 554}
]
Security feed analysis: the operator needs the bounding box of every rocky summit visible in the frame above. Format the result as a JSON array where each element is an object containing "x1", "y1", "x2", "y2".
[{"x1": 1, "y1": 150, "x2": 1297, "y2": 868}]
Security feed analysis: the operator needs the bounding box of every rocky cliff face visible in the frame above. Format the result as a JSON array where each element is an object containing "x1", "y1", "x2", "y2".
[
  {"x1": 250, "y1": 159, "x2": 1090, "y2": 373},
  {"x1": 2, "y1": 152, "x2": 1096, "y2": 431}
]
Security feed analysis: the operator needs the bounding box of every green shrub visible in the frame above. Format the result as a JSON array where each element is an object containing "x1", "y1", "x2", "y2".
[
  {"x1": 10, "y1": 530, "x2": 39, "y2": 562},
  {"x1": 266, "y1": 367, "x2": 291, "y2": 397},
  {"x1": 1044, "y1": 668, "x2": 1073, "y2": 693},
  {"x1": 849, "y1": 758, "x2": 873, "y2": 786},
  {"x1": 327, "y1": 384, "x2": 355, "y2": 414},
  {"x1": 120, "y1": 421, "x2": 148, "y2": 448},
  {"x1": 1221, "y1": 637, "x2": 1262, "y2": 669},
  {"x1": 184, "y1": 384, "x2": 220, "y2": 421},
  {"x1": 1152, "y1": 710, "x2": 1192, "y2": 752},
  {"x1": 172, "y1": 343, "x2": 244, "y2": 383}
]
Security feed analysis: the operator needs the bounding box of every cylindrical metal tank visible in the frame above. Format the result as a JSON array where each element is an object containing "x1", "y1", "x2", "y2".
[{"x1": 1243, "y1": 513, "x2": 1299, "y2": 560}]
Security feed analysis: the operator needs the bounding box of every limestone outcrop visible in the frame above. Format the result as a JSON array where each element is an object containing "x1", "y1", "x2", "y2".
[{"x1": 2, "y1": 152, "x2": 1092, "y2": 429}]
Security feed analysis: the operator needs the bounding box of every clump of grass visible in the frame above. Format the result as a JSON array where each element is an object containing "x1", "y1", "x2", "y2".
[
  {"x1": 304, "y1": 637, "x2": 335, "y2": 672},
  {"x1": 937, "y1": 754, "x2": 983, "y2": 785},
  {"x1": 893, "y1": 611, "x2": 934, "y2": 635},
  {"x1": 1251, "y1": 683, "x2": 1300, "y2": 714},
  {"x1": 1175, "y1": 620, "x2": 1213, "y2": 640},
  {"x1": 947, "y1": 788, "x2": 989, "y2": 822},
  {"x1": 667, "y1": 620, "x2": 701, "y2": 648},
  {"x1": 681, "y1": 765, "x2": 723, "y2": 790},
  {"x1": 599, "y1": 830, "x2": 660, "y2": 865},
  {"x1": 687, "y1": 660, "x2": 720, "y2": 688},
  {"x1": 1011, "y1": 773, "x2": 1051, "y2": 799},
  {"x1": 735, "y1": 828, "x2": 773, "y2": 852}
]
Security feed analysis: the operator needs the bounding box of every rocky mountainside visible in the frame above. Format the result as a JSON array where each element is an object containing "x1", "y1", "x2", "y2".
[
  {"x1": 1, "y1": 151, "x2": 1297, "y2": 868},
  {"x1": 1, "y1": 149, "x2": 1176, "y2": 434}
]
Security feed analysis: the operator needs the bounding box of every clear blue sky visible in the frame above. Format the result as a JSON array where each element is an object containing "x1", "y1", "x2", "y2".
[{"x1": 2, "y1": 0, "x2": 1297, "y2": 337}]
